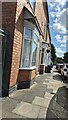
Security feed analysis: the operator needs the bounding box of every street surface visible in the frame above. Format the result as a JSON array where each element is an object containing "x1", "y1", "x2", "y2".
[{"x1": 2, "y1": 66, "x2": 68, "y2": 119}]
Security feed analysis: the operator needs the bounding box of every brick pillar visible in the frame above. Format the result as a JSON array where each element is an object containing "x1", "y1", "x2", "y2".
[{"x1": 39, "y1": 64, "x2": 45, "y2": 74}]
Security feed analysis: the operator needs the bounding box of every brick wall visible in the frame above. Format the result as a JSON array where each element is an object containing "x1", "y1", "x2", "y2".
[
  {"x1": 2, "y1": 0, "x2": 50, "y2": 89},
  {"x1": 9, "y1": 1, "x2": 34, "y2": 87},
  {"x1": 2, "y1": 1, "x2": 34, "y2": 87},
  {"x1": 9, "y1": 11, "x2": 24, "y2": 87},
  {"x1": 35, "y1": 1, "x2": 48, "y2": 36},
  {"x1": 17, "y1": 69, "x2": 36, "y2": 82},
  {"x1": 30, "y1": 69, "x2": 36, "y2": 80},
  {"x1": 17, "y1": 70, "x2": 31, "y2": 81},
  {"x1": 2, "y1": 2, "x2": 17, "y2": 87}
]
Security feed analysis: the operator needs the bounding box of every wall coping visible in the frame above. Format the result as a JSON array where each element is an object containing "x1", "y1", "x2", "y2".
[{"x1": 19, "y1": 66, "x2": 36, "y2": 70}]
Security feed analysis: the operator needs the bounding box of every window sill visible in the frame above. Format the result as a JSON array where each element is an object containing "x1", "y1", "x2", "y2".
[{"x1": 19, "y1": 66, "x2": 36, "y2": 70}]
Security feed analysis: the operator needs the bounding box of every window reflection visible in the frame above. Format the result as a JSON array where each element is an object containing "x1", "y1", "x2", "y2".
[
  {"x1": 34, "y1": 33, "x2": 38, "y2": 43},
  {"x1": 22, "y1": 40, "x2": 31, "y2": 67},
  {"x1": 32, "y1": 42, "x2": 37, "y2": 66},
  {"x1": 25, "y1": 28, "x2": 32, "y2": 39}
]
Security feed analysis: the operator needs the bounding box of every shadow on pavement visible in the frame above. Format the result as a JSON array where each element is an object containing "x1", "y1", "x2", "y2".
[
  {"x1": 46, "y1": 86, "x2": 68, "y2": 120},
  {"x1": 53, "y1": 73, "x2": 68, "y2": 83}
]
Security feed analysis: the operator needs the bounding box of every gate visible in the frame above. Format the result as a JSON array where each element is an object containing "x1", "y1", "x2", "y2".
[{"x1": 0, "y1": 29, "x2": 10, "y2": 97}]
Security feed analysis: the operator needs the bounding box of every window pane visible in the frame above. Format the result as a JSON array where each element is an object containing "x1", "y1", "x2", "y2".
[
  {"x1": 25, "y1": 28, "x2": 32, "y2": 39},
  {"x1": 34, "y1": 33, "x2": 38, "y2": 43},
  {"x1": 32, "y1": 42, "x2": 37, "y2": 66},
  {"x1": 22, "y1": 40, "x2": 31, "y2": 67}
]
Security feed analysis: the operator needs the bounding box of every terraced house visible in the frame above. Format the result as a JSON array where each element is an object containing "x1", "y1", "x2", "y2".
[{"x1": 1, "y1": 0, "x2": 51, "y2": 96}]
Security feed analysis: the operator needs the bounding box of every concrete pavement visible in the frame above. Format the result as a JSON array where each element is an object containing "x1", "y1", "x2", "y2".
[{"x1": 2, "y1": 66, "x2": 68, "y2": 119}]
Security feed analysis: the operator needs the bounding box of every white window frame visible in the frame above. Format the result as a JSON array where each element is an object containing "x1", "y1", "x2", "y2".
[
  {"x1": 31, "y1": 30, "x2": 38, "y2": 66},
  {"x1": 20, "y1": 26, "x2": 39, "y2": 69},
  {"x1": 41, "y1": 43, "x2": 48, "y2": 65}
]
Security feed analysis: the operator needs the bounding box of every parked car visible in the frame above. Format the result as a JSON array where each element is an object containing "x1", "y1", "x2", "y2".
[
  {"x1": 61, "y1": 63, "x2": 68, "y2": 79},
  {"x1": 57, "y1": 63, "x2": 63, "y2": 73}
]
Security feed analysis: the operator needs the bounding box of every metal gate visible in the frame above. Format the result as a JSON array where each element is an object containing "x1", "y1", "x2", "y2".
[{"x1": 0, "y1": 29, "x2": 10, "y2": 97}]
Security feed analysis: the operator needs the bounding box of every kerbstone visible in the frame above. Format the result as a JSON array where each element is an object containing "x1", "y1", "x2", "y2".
[
  {"x1": 38, "y1": 107, "x2": 47, "y2": 118},
  {"x1": 44, "y1": 92, "x2": 54, "y2": 100}
]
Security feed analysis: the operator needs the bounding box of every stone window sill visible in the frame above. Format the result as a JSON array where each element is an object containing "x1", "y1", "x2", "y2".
[{"x1": 19, "y1": 66, "x2": 36, "y2": 70}]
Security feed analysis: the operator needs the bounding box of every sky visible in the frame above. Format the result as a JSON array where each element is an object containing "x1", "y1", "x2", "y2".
[{"x1": 47, "y1": 0, "x2": 68, "y2": 58}]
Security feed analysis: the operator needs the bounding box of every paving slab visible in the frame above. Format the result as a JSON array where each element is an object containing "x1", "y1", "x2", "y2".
[
  {"x1": 38, "y1": 107, "x2": 47, "y2": 118},
  {"x1": 12, "y1": 101, "x2": 40, "y2": 118},
  {"x1": 52, "y1": 89, "x2": 58, "y2": 94},
  {"x1": 32, "y1": 96, "x2": 51, "y2": 108},
  {"x1": 47, "y1": 85, "x2": 59, "y2": 91},
  {"x1": 43, "y1": 82, "x2": 48, "y2": 85},
  {"x1": 46, "y1": 88, "x2": 53, "y2": 93},
  {"x1": 44, "y1": 92, "x2": 54, "y2": 100},
  {"x1": 2, "y1": 111, "x2": 24, "y2": 118}
]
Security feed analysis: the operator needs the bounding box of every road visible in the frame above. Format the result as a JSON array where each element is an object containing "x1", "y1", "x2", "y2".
[{"x1": 1, "y1": 66, "x2": 68, "y2": 119}]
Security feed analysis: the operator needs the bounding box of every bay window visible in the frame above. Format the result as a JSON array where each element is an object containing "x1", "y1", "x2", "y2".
[{"x1": 20, "y1": 27, "x2": 39, "y2": 68}]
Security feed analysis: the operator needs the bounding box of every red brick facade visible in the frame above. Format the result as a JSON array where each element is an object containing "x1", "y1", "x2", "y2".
[
  {"x1": 2, "y1": 0, "x2": 51, "y2": 94},
  {"x1": 18, "y1": 69, "x2": 36, "y2": 82},
  {"x1": 2, "y1": 2, "x2": 17, "y2": 87},
  {"x1": 35, "y1": 2, "x2": 49, "y2": 35}
]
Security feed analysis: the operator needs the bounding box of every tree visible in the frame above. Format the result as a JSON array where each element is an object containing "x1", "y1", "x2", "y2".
[
  {"x1": 55, "y1": 57, "x2": 64, "y2": 63},
  {"x1": 63, "y1": 52, "x2": 68, "y2": 63},
  {"x1": 51, "y1": 44, "x2": 56, "y2": 63}
]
